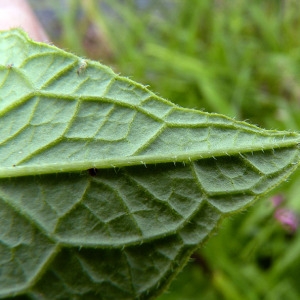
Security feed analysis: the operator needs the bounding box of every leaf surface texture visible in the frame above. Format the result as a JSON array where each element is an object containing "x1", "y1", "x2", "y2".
[{"x1": 0, "y1": 29, "x2": 299, "y2": 299}]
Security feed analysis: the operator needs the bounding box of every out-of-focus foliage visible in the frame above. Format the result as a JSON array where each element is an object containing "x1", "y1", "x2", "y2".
[{"x1": 28, "y1": 0, "x2": 300, "y2": 299}]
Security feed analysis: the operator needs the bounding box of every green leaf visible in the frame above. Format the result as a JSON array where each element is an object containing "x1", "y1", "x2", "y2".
[{"x1": 0, "y1": 29, "x2": 299, "y2": 299}]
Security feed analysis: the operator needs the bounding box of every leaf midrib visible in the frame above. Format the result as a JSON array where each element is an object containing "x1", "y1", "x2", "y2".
[{"x1": 1, "y1": 141, "x2": 299, "y2": 178}]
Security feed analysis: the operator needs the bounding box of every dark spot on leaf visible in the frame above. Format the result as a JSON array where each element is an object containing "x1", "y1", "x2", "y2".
[{"x1": 88, "y1": 168, "x2": 98, "y2": 176}]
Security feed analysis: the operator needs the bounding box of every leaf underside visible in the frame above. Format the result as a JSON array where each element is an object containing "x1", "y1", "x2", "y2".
[{"x1": 0, "y1": 29, "x2": 299, "y2": 299}]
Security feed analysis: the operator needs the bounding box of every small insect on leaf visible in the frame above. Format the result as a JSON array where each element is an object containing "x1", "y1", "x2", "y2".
[
  {"x1": 6, "y1": 63, "x2": 13, "y2": 69},
  {"x1": 77, "y1": 59, "x2": 87, "y2": 75}
]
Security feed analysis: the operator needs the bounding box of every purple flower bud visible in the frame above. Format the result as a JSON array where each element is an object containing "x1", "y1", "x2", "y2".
[
  {"x1": 270, "y1": 194, "x2": 284, "y2": 208},
  {"x1": 274, "y1": 208, "x2": 298, "y2": 233}
]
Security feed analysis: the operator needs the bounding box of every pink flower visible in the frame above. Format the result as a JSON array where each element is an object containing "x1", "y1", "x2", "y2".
[
  {"x1": 270, "y1": 194, "x2": 284, "y2": 208},
  {"x1": 274, "y1": 208, "x2": 299, "y2": 233}
]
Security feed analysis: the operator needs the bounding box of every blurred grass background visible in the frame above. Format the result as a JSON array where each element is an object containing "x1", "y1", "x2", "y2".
[{"x1": 28, "y1": 0, "x2": 300, "y2": 299}]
